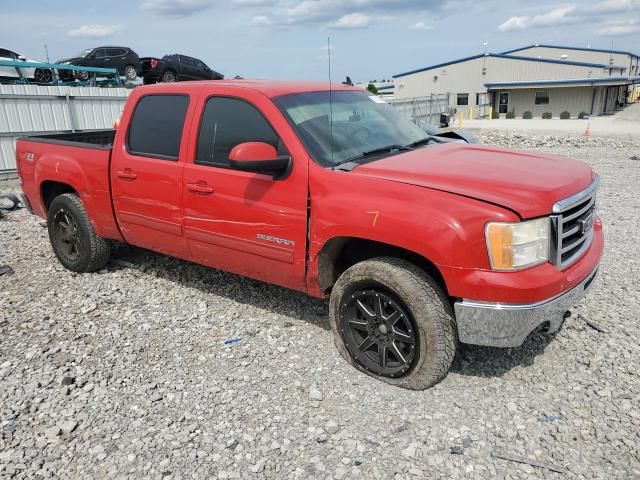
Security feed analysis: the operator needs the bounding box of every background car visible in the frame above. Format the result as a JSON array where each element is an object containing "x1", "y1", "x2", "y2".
[
  {"x1": 0, "y1": 48, "x2": 52, "y2": 83},
  {"x1": 56, "y1": 46, "x2": 141, "y2": 81},
  {"x1": 141, "y1": 54, "x2": 223, "y2": 83}
]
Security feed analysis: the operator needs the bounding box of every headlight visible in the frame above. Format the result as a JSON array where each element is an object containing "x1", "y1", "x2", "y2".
[{"x1": 485, "y1": 217, "x2": 550, "y2": 270}]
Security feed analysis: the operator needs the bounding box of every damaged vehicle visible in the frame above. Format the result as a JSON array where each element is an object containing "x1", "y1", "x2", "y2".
[{"x1": 16, "y1": 81, "x2": 603, "y2": 389}]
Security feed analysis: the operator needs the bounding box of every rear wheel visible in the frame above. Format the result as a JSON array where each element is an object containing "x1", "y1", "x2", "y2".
[
  {"x1": 329, "y1": 257, "x2": 457, "y2": 390},
  {"x1": 34, "y1": 68, "x2": 52, "y2": 83},
  {"x1": 124, "y1": 65, "x2": 137, "y2": 81},
  {"x1": 162, "y1": 70, "x2": 176, "y2": 83},
  {"x1": 47, "y1": 194, "x2": 109, "y2": 272}
]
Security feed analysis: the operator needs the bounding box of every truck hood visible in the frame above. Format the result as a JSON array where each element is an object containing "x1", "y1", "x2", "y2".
[{"x1": 353, "y1": 144, "x2": 593, "y2": 218}]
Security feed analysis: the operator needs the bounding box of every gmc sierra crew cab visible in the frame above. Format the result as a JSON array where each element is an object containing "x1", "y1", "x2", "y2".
[{"x1": 16, "y1": 81, "x2": 603, "y2": 389}]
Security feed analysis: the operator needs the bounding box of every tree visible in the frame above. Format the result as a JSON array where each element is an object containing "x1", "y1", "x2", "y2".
[{"x1": 367, "y1": 83, "x2": 379, "y2": 95}]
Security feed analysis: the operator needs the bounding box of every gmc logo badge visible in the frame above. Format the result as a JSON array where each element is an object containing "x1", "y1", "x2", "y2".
[{"x1": 578, "y1": 211, "x2": 594, "y2": 235}]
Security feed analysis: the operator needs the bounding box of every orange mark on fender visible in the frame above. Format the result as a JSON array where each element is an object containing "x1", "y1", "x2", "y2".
[
  {"x1": 55, "y1": 162, "x2": 60, "y2": 174},
  {"x1": 366, "y1": 211, "x2": 380, "y2": 227}
]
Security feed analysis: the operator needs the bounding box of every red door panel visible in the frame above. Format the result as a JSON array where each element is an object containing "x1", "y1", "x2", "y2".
[
  {"x1": 111, "y1": 92, "x2": 194, "y2": 258},
  {"x1": 181, "y1": 89, "x2": 309, "y2": 291}
]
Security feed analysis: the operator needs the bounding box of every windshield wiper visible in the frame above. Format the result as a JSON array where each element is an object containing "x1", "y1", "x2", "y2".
[
  {"x1": 335, "y1": 144, "x2": 411, "y2": 167},
  {"x1": 404, "y1": 136, "x2": 437, "y2": 149}
]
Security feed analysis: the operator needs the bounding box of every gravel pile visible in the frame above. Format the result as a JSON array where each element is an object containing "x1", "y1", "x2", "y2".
[
  {"x1": 477, "y1": 131, "x2": 637, "y2": 150},
  {"x1": 1, "y1": 134, "x2": 639, "y2": 479}
]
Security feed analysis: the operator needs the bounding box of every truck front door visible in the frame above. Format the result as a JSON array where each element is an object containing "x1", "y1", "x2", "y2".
[
  {"x1": 111, "y1": 92, "x2": 193, "y2": 258},
  {"x1": 182, "y1": 89, "x2": 309, "y2": 291}
]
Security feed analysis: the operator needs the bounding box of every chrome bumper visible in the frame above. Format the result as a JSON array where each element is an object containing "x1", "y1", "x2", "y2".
[{"x1": 454, "y1": 268, "x2": 599, "y2": 347}]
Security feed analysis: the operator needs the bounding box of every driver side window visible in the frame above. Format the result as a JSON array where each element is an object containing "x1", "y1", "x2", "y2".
[{"x1": 196, "y1": 97, "x2": 281, "y2": 168}]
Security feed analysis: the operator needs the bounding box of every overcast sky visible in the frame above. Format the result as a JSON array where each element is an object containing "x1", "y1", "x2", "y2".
[{"x1": 3, "y1": 0, "x2": 640, "y2": 82}]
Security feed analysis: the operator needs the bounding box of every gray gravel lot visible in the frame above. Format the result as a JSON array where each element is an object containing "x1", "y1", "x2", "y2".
[{"x1": 1, "y1": 132, "x2": 639, "y2": 479}]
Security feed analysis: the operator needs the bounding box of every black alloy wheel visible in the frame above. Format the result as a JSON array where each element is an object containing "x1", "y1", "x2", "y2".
[
  {"x1": 52, "y1": 209, "x2": 82, "y2": 264},
  {"x1": 34, "y1": 68, "x2": 52, "y2": 83},
  {"x1": 162, "y1": 70, "x2": 176, "y2": 83},
  {"x1": 341, "y1": 288, "x2": 418, "y2": 378}
]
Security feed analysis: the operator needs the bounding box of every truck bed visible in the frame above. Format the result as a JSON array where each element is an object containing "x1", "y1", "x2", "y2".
[
  {"x1": 16, "y1": 130, "x2": 123, "y2": 242},
  {"x1": 22, "y1": 130, "x2": 116, "y2": 149}
]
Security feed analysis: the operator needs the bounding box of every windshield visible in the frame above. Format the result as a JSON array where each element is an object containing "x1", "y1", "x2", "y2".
[
  {"x1": 76, "y1": 48, "x2": 93, "y2": 57},
  {"x1": 274, "y1": 90, "x2": 427, "y2": 166}
]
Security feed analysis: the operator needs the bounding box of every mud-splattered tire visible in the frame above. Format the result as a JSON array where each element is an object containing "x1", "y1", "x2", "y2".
[
  {"x1": 47, "y1": 194, "x2": 109, "y2": 272},
  {"x1": 329, "y1": 257, "x2": 457, "y2": 390}
]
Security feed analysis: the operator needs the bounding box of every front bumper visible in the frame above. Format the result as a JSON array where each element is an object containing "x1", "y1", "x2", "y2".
[{"x1": 454, "y1": 267, "x2": 598, "y2": 347}]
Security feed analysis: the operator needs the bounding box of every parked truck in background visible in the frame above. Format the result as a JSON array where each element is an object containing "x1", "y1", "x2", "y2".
[
  {"x1": 141, "y1": 54, "x2": 223, "y2": 84},
  {"x1": 15, "y1": 80, "x2": 603, "y2": 389}
]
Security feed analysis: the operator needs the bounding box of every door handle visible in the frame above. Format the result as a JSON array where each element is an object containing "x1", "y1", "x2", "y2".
[
  {"x1": 116, "y1": 169, "x2": 137, "y2": 180},
  {"x1": 187, "y1": 182, "x2": 214, "y2": 194}
]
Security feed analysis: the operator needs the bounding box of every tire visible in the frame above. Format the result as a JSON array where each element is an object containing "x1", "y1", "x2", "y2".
[
  {"x1": 124, "y1": 65, "x2": 137, "y2": 81},
  {"x1": 47, "y1": 194, "x2": 109, "y2": 273},
  {"x1": 329, "y1": 257, "x2": 457, "y2": 390},
  {"x1": 161, "y1": 70, "x2": 176, "y2": 83},
  {"x1": 34, "y1": 68, "x2": 52, "y2": 84},
  {"x1": 75, "y1": 70, "x2": 89, "y2": 81}
]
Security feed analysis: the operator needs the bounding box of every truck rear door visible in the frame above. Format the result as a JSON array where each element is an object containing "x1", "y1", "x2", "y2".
[
  {"x1": 181, "y1": 88, "x2": 309, "y2": 291},
  {"x1": 110, "y1": 92, "x2": 194, "y2": 258}
]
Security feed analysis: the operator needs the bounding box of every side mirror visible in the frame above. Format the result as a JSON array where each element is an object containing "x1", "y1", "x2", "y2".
[
  {"x1": 228, "y1": 142, "x2": 291, "y2": 179},
  {"x1": 89, "y1": 54, "x2": 97, "y2": 59}
]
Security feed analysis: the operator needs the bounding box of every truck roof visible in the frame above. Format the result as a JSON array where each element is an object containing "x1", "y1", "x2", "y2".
[{"x1": 155, "y1": 79, "x2": 358, "y2": 98}]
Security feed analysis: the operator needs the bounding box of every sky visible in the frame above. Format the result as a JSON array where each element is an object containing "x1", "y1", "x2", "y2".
[{"x1": 2, "y1": 0, "x2": 639, "y2": 83}]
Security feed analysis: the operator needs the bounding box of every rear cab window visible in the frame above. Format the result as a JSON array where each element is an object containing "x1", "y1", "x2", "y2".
[{"x1": 127, "y1": 94, "x2": 190, "y2": 160}]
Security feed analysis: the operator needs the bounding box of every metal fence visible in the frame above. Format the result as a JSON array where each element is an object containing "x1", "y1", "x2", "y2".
[
  {"x1": 387, "y1": 94, "x2": 450, "y2": 126},
  {"x1": 0, "y1": 84, "x2": 130, "y2": 179}
]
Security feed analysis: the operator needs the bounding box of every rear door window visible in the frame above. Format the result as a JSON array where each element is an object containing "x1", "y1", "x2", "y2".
[{"x1": 127, "y1": 94, "x2": 190, "y2": 160}]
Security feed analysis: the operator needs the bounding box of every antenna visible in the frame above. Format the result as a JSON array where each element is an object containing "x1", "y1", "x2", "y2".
[
  {"x1": 328, "y1": 37, "x2": 334, "y2": 168},
  {"x1": 44, "y1": 42, "x2": 50, "y2": 63}
]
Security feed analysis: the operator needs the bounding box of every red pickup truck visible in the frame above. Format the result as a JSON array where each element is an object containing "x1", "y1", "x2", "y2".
[{"x1": 16, "y1": 81, "x2": 603, "y2": 389}]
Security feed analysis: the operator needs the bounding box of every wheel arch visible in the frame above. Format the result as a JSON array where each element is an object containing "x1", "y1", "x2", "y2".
[
  {"x1": 315, "y1": 236, "x2": 448, "y2": 296},
  {"x1": 40, "y1": 180, "x2": 78, "y2": 213}
]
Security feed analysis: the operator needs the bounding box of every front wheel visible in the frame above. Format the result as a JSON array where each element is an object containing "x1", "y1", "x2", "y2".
[
  {"x1": 329, "y1": 257, "x2": 457, "y2": 390},
  {"x1": 47, "y1": 194, "x2": 109, "y2": 272}
]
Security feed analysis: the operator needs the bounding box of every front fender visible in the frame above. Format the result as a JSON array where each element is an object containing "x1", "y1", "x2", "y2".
[{"x1": 306, "y1": 167, "x2": 518, "y2": 297}]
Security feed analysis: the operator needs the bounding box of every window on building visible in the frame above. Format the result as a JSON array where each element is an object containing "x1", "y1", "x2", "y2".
[
  {"x1": 196, "y1": 97, "x2": 280, "y2": 168},
  {"x1": 457, "y1": 93, "x2": 469, "y2": 106},
  {"x1": 535, "y1": 92, "x2": 550, "y2": 105},
  {"x1": 127, "y1": 95, "x2": 189, "y2": 160}
]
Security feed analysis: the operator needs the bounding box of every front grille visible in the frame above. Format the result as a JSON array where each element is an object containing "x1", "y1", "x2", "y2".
[{"x1": 551, "y1": 176, "x2": 599, "y2": 269}]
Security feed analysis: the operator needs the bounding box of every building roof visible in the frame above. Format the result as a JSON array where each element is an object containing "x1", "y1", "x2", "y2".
[
  {"x1": 501, "y1": 44, "x2": 640, "y2": 60},
  {"x1": 392, "y1": 53, "x2": 614, "y2": 79},
  {"x1": 485, "y1": 76, "x2": 640, "y2": 90}
]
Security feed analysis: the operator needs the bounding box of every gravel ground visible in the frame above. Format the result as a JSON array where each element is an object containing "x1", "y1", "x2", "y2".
[{"x1": 1, "y1": 132, "x2": 639, "y2": 479}]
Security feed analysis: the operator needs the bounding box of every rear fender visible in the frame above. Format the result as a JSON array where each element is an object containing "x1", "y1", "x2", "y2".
[{"x1": 35, "y1": 153, "x2": 124, "y2": 241}]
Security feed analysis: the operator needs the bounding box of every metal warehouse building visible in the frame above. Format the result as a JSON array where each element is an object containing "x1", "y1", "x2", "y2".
[{"x1": 392, "y1": 44, "x2": 640, "y2": 119}]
